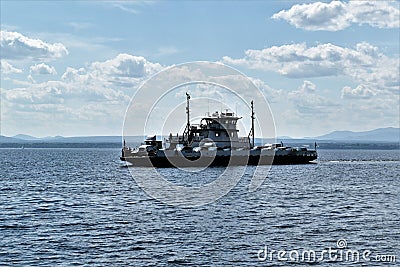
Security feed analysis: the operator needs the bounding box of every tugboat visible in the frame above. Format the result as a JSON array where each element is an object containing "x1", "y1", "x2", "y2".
[{"x1": 120, "y1": 93, "x2": 317, "y2": 167}]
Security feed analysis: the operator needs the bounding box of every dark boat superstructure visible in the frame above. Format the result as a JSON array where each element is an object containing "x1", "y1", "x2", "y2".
[{"x1": 121, "y1": 93, "x2": 317, "y2": 167}]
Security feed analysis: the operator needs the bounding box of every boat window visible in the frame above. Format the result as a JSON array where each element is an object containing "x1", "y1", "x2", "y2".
[{"x1": 215, "y1": 132, "x2": 220, "y2": 137}]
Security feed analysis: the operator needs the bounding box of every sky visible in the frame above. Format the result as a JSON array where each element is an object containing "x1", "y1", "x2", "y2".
[{"x1": 1, "y1": 0, "x2": 399, "y2": 138}]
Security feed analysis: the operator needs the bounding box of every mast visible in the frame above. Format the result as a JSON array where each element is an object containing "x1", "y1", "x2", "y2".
[
  {"x1": 248, "y1": 100, "x2": 255, "y2": 148},
  {"x1": 185, "y1": 92, "x2": 191, "y2": 143},
  {"x1": 251, "y1": 100, "x2": 255, "y2": 148}
]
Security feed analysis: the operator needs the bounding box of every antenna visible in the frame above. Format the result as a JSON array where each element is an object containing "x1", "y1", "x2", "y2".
[
  {"x1": 184, "y1": 92, "x2": 191, "y2": 143},
  {"x1": 248, "y1": 100, "x2": 255, "y2": 148},
  {"x1": 251, "y1": 100, "x2": 255, "y2": 148}
]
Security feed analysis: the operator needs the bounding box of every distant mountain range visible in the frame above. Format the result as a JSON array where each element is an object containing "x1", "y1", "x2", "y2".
[
  {"x1": 1, "y1": 127, "x2": 399, "y2": 144},
  {"x1": 0, "y1": 135, "x2": 138, "y2": 143},
  {"x1": 312, "y1": 127, "x2": 399, "y2": 142}
]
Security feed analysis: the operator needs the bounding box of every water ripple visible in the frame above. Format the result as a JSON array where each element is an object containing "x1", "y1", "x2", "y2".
[{"x1": 0, "y1": 148, "x2": 398, "y2": 266}]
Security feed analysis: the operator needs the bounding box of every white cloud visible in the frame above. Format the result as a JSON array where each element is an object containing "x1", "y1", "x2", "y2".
[
  {"x1": 223, "y1": 42, "x2": 399, "y2": 94},
  {"x1": 112, "y1": 3, "x2": 139, "y2": 14},
  {"x1": 296, "y1": 80, "x2": 316, "y2": 94},
  {"x1": 2, "y1": 53, "x2": 398, "y2": 137},
  {"x1": 341, "y1": 84, "x2": 377, "y2": 99},
  {"x1": 3, "y1": 82, "x2": 64, "y2": 105},
  {"x1": 287, "y1": 80, "x2": 336, "y2": 114},
  {"x1": 272, "y1": 1, "x2": 349, "y2": 31},
  {"x1": 248, "y1": 77, "x2": 281, "y2": 102},
  {"x1": 223, "y1": 43, "x2": 347, "y2": 78},
  {"x1": 105, "y1": 1, "x2": 154, "y2": 14},
  {"x1": 90, "y1": 53, "x2": 162, "y2": 79},
  {"x1": 1, "y1": 60, "x2": 23, "y2": 74},
  {"x1": 268, "y1": 78, "x2": 399, "y2": 136},
  {"x1": 0, "y1": 30, "x2": 68, "y2": 60},
  {"x1": 1, "y1": 53, "x2": 164, "y2": 136},
  {"x1": 349, "y1": 1, "x2": 400, "y2": 29},
  {"x1": 27, "y1": 74, "x2": 36, "y2": 84},
  {"x1": 61, "y1": 67, "x2": 86, "y2": 82},
  {"x1": 1, "y1": 77, "x2": 131, "y2": 136},
  {"x1": 60, "y1": 53, "x2": 164, "y2": 90},
  {"x1": 30, "y1": 63, "x2": 57, "y2": 75},
  {"x1": 272, "y1": 1, "x2": 400, "y2": 31},
  {"x1": 288, "y1": 80, "x2": 317, "y2": 98}
]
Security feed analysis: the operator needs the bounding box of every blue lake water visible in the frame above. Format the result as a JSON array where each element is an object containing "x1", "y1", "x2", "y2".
[{"x1": 1, "y1": 148, "x2": 399, "y2": 266}]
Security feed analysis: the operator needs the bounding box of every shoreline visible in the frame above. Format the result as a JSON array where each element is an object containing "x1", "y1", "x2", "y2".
[{"x1": 1, "y1": 142, "x2": 398, "y2": 150}]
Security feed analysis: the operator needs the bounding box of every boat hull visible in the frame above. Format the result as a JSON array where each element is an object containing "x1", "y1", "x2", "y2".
[{"x1": 121, "y1": 154, "x2": 317, "y2": 167}]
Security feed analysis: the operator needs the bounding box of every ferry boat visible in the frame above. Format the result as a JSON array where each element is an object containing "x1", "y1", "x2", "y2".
[{"x1": 120, "y1": 93, "x2": 317, "y2": 167}]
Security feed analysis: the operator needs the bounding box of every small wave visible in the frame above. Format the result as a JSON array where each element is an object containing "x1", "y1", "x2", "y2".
[
  {"x1": 130, "y1": 246, "x2": 146, "y2": 251},
  {"x1": 167, "y1": 256, "x2": 190, "y2": 264},
  {"x1": 323, "y1": 159, "x2": 399, "y2": 164},
  {"x1": 273, "y1": 224, "x2": 296, "y2": 229},
  {"x1": 0, "y1": 224, "x2": 31, "y2": 229}
]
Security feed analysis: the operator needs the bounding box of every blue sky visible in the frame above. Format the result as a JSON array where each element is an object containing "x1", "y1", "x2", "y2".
[{"x1": 1, "y1": 1, "x2": 399, "y2": 137}]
